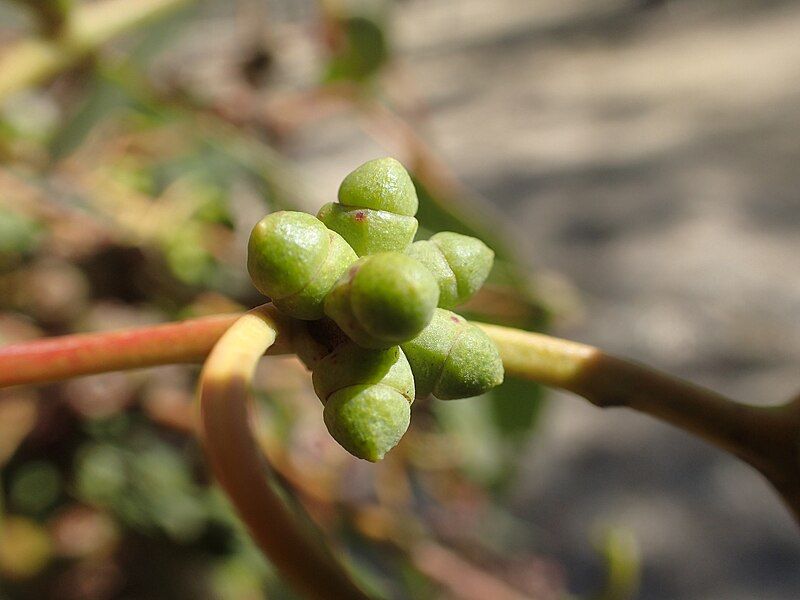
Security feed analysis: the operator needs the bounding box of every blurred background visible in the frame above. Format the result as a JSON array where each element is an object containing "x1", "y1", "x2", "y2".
[{"x1": 1, "y1": 0, "x2": 799, "y2": 598}]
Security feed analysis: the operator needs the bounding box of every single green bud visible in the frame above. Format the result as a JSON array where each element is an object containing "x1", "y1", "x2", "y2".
[
  {"x1": 247, "y1": 211, "x2": 357, "y2": 320},
  {"x1": 401, "y1": 309, "x2": 504, "y2": 400},
  {"x1": 338, "y1": 157, "x2": 418, "y2": 216},
  {"x1": 324, "y1": 385, "x2": 410, "y2": 462},
  {"x1": 314, "y1": 343, "x2": 414, "y2": 461},
  {"x1": 406, "y1": 232, "x2": 494, "y2": 308},
  {"x1": 324, "y1": 252, "x2": 439, "y2": 349},
  {"x1": 318, "y1": 157, "x2": 419, "y2": 256}
]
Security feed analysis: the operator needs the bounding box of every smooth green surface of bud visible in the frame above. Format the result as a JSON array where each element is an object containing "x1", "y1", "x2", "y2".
[
  {"x1": 248, "y1": 211, "x2": 329, "y2": 299},
  {"x1": 318, "y1": 202, "x2": 417, "y2": 256},
  {"x1": 247, "y1": 212, "x2": 358, "y2": 320},
  {"x1": 324, "y1": 253, "x2": 439, "y2": 349},
  {"x1": 405, "y1": 239, "x2": 459, "y2": 307},
  {"x1": 273, "y1": 231, "x2": 357, "y2": 320},
  {"x1": 338, "y1": 157, "x2": 418, "y2": 216},
  {"x1": 435, "y1": 324, "x2": 504, "y2": 399},
  {"x1": 432, "y1": 232, "x2": 494, "y2": 304},
  {"x1": 406, "y1": 232, "x2": 494, "y2": 308},
  {"x1": 401, "y1": 309, "x2": 504, "y2": 399},
  {"x1": 313, "y1": 343, "x2": 414, "y2": 405},
  {"x1": 323, "y1": 384, "x2": 411, "y2": 462}
]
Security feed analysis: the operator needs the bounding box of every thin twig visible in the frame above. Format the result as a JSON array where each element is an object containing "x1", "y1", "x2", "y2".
[{"x1": 0, "y1": 313, "x2": 239, "y2": 387}]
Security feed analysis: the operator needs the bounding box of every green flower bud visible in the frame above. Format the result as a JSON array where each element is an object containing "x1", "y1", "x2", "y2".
[
  {"x1": 313, "y1": 343, "x2": 414, "y2": 405},
  {"x1": 318, "y1": 157, "x2": 419, "y2": 256},
  {"x1": 406, "y1": 232, "x2": 494, "y2": 308},
  {"x1": 314, "y1": 343, "x2": 414, "y2": 461},
  {"x1": 324, "y1": 252, "x2": 439, "y2": 349},
  {"x1": 324, "y1": 385, "x2": 410, "y2": 462},
  {"x1": 401, "y1": 309, "x2": 504, "y2": 400},
  {"x1": 338, "y1": 157, "x2": 418, "y2": 216},
  {"x1": 247, "y1": 211, "x2": 357, "y2": 320}
]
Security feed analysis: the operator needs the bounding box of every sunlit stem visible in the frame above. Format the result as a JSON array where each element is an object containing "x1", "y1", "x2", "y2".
[
  {"x1": 197, "y1": 305, "x2": 370, "y2": 600},
  {"x1": 479, "y1": 322, "x2": 800, "y2": 524}
]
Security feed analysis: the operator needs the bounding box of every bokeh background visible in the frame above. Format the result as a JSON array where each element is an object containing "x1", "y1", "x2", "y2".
[{"x1": 1, "y1": 0, "x2": 799, "y2": 598}]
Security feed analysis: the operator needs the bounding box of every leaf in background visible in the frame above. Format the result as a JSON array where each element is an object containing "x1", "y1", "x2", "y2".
[
  {"x1": 433, "y1": 394, "x2": 506, "y2": 485},
  {"x1": 123, "y1": 0, "x2": 200, "y2": 66},
  {"x1": 8, "y1": 460, "x2": 62, "y2": 518},
  {"x1": 0, "y1": 208, "x2": 41, "y2": 265},
  {"x1": 413, "y1": 175, "x2": 551, "y2": 330},
  {"x1": 324, "y1": 14, "x2": 390, "y2": 84},
  {"x1": 488, "y1": 376, "x2": 545, "y2": 441},
  {"x1": 487, "y1": 377, "x2": 546, "y2": 491},
  {"x1": 48, "y1": 72, "x2": 143, "y2": 160},
  {"x1": 432, "y1": 378, "x2": 546, "y2": 490}
]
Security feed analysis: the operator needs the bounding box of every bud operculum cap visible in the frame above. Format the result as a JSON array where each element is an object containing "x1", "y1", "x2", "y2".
[
  {"x1": 432, "y1": 232, "x2": 494, "y2": 304},
  {"x1": 338, "y1": 157, "x2": 418, "y2": 216},
  {"x1": 406, "y1": 232, "x2": 494, "y2": 308},
  {"x1": 314, "y1": 343, "x2": 414, "y2": 461},
  {"x1": 324, "y1": 252, "x2": 439, "y2": 349},
  {"x1": 324, "y1": 384, "x2": 411, "y2": 462},
  {"x1": 247, "y1": 211, "x2": 329, "y2": 299},
  {"x1": 401, "y1": 309, "x2": 504, "y2": 399},
  {"x1": 435, "y1": 324, "x2": 504, "y2": 399}
]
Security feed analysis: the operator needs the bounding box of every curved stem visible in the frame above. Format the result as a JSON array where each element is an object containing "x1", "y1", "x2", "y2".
[{"x1": 197, "y1": 305, "x2": 370, "y2": 600}]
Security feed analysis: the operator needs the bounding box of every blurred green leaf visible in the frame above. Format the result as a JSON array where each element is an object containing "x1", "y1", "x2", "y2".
[
  {"x1": 488, "y1": 376, "x2": 545, "y2": 440},
  {"x1": 433, "y1": 394, "x2": 506, "y2": 485},
  {"x1": 433, "y1": 379, "x2": 545, "y2": 489},
  {"x1": 0, "y1": 208, "x2": 41, "y2": 262},
  {"x1": 325, "y1": 15, "x2": 390, "y2": 84},
  {"x1": 74, "y1": 425, "x2": 211, "y2": 543},
  {"x1": 9, "y1": 460, "x2": 62, "y2": 517},
  {"x1": 48, "y1": 72, "x2": 144, "y2": 160},
  {"x1": 163, "y1": 224, "x2": 217, "y2": 286}
]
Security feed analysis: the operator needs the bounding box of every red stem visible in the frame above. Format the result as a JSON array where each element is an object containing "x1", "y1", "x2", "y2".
[{"x1": 0, "y1": 313, "x2": 239, "y2": 387}]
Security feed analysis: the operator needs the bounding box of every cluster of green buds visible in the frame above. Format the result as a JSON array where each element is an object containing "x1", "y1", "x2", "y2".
[{"x1": 247, "y1": 158, "x2": 504, "y2": 461}]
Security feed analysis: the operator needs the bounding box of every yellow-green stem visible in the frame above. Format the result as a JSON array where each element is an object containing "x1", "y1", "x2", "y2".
[
  {"x1": 197, "y1": 305, "x2": 370, "y2": 600},
  {"x1": 478, "y1": 322, "x2": 800, "y2": 524}
]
